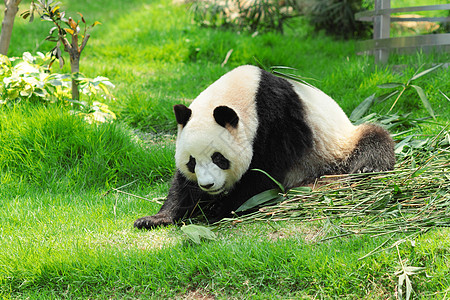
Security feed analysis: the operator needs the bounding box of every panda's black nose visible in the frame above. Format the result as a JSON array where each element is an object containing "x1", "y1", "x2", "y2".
[{"x1": 200, "y1": 183, "x2": 214, "y2": 189}]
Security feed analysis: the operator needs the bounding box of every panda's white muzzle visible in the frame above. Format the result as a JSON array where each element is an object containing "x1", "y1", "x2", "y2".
[{"x1": 196, "y1": 162, "x2": 226, "y2": 194}]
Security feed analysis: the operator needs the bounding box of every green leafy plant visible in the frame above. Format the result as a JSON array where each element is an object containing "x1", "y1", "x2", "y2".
[
  {"x1": 190, "y1": 0, "x2": 301, "y2": 33},
  {"x1": 21, "y1": 0, "x2": 101, "y2": 100},
  {"x1": 395, "y1": 245, "x2": 425, "y2": 300},
  {"x1": 69, "y1": 100, "x2": 116, "y2": 124},
  {"x1": 349, "y1": 64, "x2": 444, "y2": 121},
  {"x1": 308, "y1": 0, "x2": 372, "y2": 39},
  {"x1": 378, "y1": 63, "x2": 444, "y2": 119},
  {"x1": 0, "y1": 52, "x2": 115, "y2": 123},
  {"x1": 0, "y1": 51, "x2": 61, "y2": 103}
]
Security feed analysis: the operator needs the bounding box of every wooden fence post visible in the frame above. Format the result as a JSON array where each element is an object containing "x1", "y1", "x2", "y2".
[{"x1": 373, "y1": 0, "x2": 391, "y2": 64}]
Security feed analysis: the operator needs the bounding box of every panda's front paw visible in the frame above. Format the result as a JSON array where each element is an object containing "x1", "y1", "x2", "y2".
[{"x1": 134, "y1": 214, "x2": 173, "y2": 229}]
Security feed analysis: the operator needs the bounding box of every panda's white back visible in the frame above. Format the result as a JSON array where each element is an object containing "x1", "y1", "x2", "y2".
[
  {"x1": 282, "y1": 80, "x2": 361, "y2": 187},
  {"x1": 289, "y1": 80, "x2": 358, "y2": 160}
]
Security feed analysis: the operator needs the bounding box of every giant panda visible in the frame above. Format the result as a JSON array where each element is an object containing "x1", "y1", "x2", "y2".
[{"x1": 134, "y1": 65, "x2": 395, "y2": 229}]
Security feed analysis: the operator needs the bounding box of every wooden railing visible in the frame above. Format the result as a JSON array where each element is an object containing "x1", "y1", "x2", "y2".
[{"x1": 355, "y1": 1, "x2": 450, "y2": 64}]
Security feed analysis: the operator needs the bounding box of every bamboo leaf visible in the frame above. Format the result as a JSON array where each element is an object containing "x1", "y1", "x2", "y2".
[
  {"x1": 54, "y1": 44, "x2": 64, "y2": 69},
  {"x1": 394, "y1": 135, "x2": 413, "y2": 154},
  {"x1": 409, "y1": 138, "x2": 429, "y2": 149},
  {"x1": 440, "y1": 89, "x2": 449, "y2": 102},
  {"x1": 252, "y1": 169, "x2": 285, "y2": 193},
  {"x1": 350, "y1": 93, "x2": 375, "y2": 122},
  {"x1": 272, "y1": 71, "x2": 313, "y2": 86},
  {"x1": 375, "y1": 90, "x2": 399, "y2": 103},
  {"x1": 49, "y1": 26, "x2": 58, "y2": 35},
  {"x1": 29, "y1": 2, "x2": 35, "y2": 22},
  {"x1": 236, "y1": 189, "x2": 281, "y2": 212},
  {"x1": 377, "y1": 83, "x2": 404, "y2": 89},
  {"x1": 98, "y1": 83, "x2": 111, "y2": 95},
  {"x1": 398, "y1": 273, "x2": 406, "y2": 300},
  {"x1": 405, "y1": 275, "x2": 413, "y2": 300},
  {"x1": 271, "y1": 65, "x2": 298, "y2": 71},
  {"x1": 411, "y1": 167, "x2": 428, "y2": 178},
  {"x1": 45, "y1": 37, "x2": 59, "y2": 42},
  {"x1": 409, "y1": 63, "x2": 443, "y2": 82},
  {"x1": 404, "y1": 266, "x2": 425, "y2": 274},
  {"x1": 181, "y1": 224, "x2": 216, "y2": 244},
  {"x1": 289, "y1": 186, "x2": 312, "y2": 194},
  {"x1": 410, "y1": 85, "x2": 435, "y2": 119}
]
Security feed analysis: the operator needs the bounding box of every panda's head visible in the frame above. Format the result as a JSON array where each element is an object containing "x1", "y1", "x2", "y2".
[
  {"x1": 173, "y1": 66, "x2": 260, "y2": 195},
  {"x1": 174, "y1": 104, "x2": 254, "y2": 195}
]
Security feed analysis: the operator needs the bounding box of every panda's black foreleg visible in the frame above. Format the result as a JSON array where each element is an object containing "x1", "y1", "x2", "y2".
[{"x1": 134, "y1": 171, "x2": 200, "y2": 229}]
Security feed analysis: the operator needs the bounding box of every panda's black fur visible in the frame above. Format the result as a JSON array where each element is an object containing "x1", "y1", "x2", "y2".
[
  {"x1": 251, "y1": 69, "x2": 313, "y2": 181},
  {"x1": 134, "y1": 66, "x2": 395, "y2": 229}
]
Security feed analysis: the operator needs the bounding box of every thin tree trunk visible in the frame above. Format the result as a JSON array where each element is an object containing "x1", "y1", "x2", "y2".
[
  {"x1": 70, "y1": 56, "x2": 80, "y2": 100},
  {"x1": 68, "y1": 31, "x2": 80, "y2": 100},
  {"x1": 60, "y1": 18, "x2": 90, "y2": 101},
  {"x1": 0, "y1": 0, "x2": 21, "y2": 55}
]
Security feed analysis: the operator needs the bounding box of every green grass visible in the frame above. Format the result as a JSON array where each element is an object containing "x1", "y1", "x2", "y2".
[
  {"x1": 0, "y1": 104, "x2": 175, "y2": 192},
  {"x1": 1, "y1": 206, "x2": 449, "y2": 299},
  {"x1": 1, "y1": 0, "x2": 449, "y2": 298}
]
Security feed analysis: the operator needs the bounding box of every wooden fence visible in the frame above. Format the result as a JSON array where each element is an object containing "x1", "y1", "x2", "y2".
[{"x1": 355, "y1": 1, "x2": 450, "y2": 64}]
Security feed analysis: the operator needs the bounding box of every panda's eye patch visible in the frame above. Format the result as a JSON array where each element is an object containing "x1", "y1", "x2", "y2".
[
  {"x1": 186, "y1": 156, "x2": 196, "y2": 173},
  {"x1": 212, "y1": 152, "x2": 230, "y2": 170}
]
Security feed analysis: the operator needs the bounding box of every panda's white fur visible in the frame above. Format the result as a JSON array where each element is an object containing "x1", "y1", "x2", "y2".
[{"x1": 134, "y1": 65, "x2": 395, "y2": 229}]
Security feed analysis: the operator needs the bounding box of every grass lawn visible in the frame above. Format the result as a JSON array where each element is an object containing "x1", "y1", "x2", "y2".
[{"x1": 1, "y1": 0, "x2": 449, "y2": 298}]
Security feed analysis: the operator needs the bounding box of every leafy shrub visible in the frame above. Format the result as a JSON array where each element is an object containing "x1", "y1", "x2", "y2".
[
  {"x1": 190, "y1": 0, "x2": 302, "y2": 33},
  {"x1": 0, "y1": 52, "x2": 115, "y2": 123},
  {"x1": 0, "y1": 52, "x2": 65, "y2": 103},
  {"x1": 308, "y1": 0, "x2": 372, "y2": 39}
]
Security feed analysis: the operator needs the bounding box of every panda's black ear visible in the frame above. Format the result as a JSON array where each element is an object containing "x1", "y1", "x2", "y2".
[
  {"x1": 173, "y1": 104, "x2": 192, "y2": 127},
  {"x1": 213, "y1": 106, "x2": 239, "y2": 128}
]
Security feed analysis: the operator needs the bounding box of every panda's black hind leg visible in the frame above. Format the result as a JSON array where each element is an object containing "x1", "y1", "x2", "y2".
[{"x1": 347, "y1": 124, "x2": 395, "y2": 174}]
